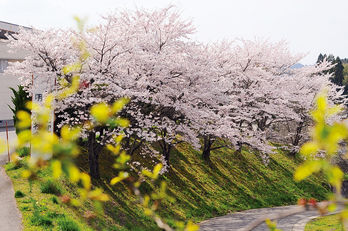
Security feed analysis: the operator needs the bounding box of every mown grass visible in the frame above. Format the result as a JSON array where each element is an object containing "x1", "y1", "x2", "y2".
[
  {"x1": 5, "y1": 159, "x2": 122, "y2": 231},
  {"x1": 305, "y1": 214, "x2": 343, "y2": 231},
  {"x1": 6, "y1": 142, "x2": 332, "y2": 230}
]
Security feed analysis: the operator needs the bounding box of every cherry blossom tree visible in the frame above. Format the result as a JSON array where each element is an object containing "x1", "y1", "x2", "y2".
[
  {"x1": 7, "y1": 5, "x2": 346, "y2": 176},
  {"x1": 270, "y1": 60, "x2": 347, "y2": 154},
  {"x1": 192, "y1": 39, "x2": 346, "y2": 161},
  {"x1": 8, "y1": 6, "x2": 201, "y2": 176}
]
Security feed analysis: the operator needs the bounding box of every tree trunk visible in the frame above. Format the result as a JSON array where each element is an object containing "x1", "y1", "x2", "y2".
[
  {"x1": 292, "y1": 121, "x2": 304, "y2": 147},
  {"x1": 234, "y1": 142, "x2": 243, "y2": 154},
  {"x1": 158, "y1": 128, "x2": 173, "y2": 166},
  {"x1": 257, "y1": 115, "x2": 268, "y2": 132},
  {"x1": 290, "y1": 121, "x2": 304, "y2": 156},
  {"x1": 202, "y1": 148, "x2": 211, "y2": 161},
  {"x1": 125, "y1": 136, "x2": 143, "y2": 156},
  {"x1": 159, "y1": 139, "x2": 172, "y2": 166},
  {"x1": 88, "y1": 131, "x2": 100, "y2": 179},
  {"x1": 202, "y1": 136, "x2": 213, "y2": 162}
]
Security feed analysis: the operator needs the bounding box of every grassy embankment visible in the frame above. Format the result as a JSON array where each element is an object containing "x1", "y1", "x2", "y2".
[{"x1": 6, "y1": 141, "x2": 331, "y2": 231}]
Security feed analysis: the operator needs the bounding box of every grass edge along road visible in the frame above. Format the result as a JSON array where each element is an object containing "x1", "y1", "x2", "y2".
[{"x1": 305, "y1": 214, "x2": 343, "y2": 231}]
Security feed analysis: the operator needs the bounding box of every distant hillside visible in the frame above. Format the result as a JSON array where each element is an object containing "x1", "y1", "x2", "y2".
[{"x1": 291, "y1": 63, "x2": 304, "y2": 69}]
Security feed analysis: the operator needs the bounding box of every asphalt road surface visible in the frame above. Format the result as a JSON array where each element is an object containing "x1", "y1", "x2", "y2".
[{"x1": 199, "y1": 204, "x2": 335, "y2": 231}]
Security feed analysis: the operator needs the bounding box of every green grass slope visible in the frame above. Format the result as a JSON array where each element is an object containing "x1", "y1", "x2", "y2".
[
  {"x1": 6, "y1": 143, "x2": 331, "y2": 231},
  {"x1": 5, "y1": 161, "x2": 95, "y2": 231},
  {"x1": 305, "y1": 214, "x2": 343, "y2": 231}
]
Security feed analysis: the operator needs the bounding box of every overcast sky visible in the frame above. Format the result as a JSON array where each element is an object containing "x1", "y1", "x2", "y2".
[{"x1": 1, "y1": 0, "x2": 347, "y2": 64}]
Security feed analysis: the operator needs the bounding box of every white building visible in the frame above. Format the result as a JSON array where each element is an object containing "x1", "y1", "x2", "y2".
[{"x1": 0, "y1": 21, "x2": 30, "y2": 127}]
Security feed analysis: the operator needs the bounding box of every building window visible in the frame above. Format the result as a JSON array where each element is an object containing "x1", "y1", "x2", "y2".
[{"x1": 0, "y1": 59, "x2": 8, "y2": 73}]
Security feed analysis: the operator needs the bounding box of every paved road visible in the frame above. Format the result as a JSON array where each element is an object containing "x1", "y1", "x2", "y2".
[
  {"x1": 199, "y1": 205, "x2": 332, "y2": 231},
  {"x1": 0, "y1": 129, "x2": 22, "y2": 231}
]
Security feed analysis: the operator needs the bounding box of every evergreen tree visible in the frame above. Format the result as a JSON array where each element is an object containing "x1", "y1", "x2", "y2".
[
  {"x1": 8, "y1": 85, "x2": 31, "y2": 134},
  {"x1": 327, "y1": 54, "x2": 335, "y2": 63},
  {"x1": 332, "y1": 56, "x2": 344, "y2": 86},
  {"x1": 317, "y1": 54, "x2": 344, "y2": 86},
  {"x1": 317, "y1": 53, "x2": 324, "y2": 64}
]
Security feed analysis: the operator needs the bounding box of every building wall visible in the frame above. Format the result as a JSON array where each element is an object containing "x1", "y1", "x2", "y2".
[
  {"x1": 0, "y1": 40, "x2": 29, "y2": 121},
  {"x1": 0, "y1": 72, "x2": 20, "y2": 120}
]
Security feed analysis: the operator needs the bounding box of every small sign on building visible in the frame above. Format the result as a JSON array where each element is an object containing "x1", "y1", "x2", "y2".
[{"x1": 31, "y1": 74, "x2": 55, "y2": 159}]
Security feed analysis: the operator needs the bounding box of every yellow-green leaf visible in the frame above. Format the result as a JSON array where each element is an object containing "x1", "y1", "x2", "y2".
[
  {"x1": 90, "y1": 103, "x2": 110, "y2": 123},
  {"x1": 61, "y1": 125, "x2": 80, "y2": 141},
  {"x1": 115, "y1": 118, "x2": 130, "y2": 128},
  {"x1": 152, "y1": 163, "x2": 163, "y2": 179},
  {"x1": 114, "y1": 134, "x2": 124, "y2": 144},
  {"x1": 16, "y1": 111, "x2": 31, "y2": 129},
  {"x1": 184, "y1": 221, "x2": 199, "y2": 231},
  {"x1": 68, "y1": 165, "x2": 80, "y2": 183},
  {"x1": 52, "y1": 160, "x2": 62, "y2": 179},
  {"x1": 327, "y1": 166, "x2": 343, "y2": 189},
  {"x1": 116, "y1": 152, "x2": 130, "y2": 164},
  {"x1": 111, "y1": 98, "x2": 129, "y2": 114},
  {"x1": 110, "y1": 171, "x2": 129, "y2": 185},
  {"x1": 80, "y1": 172, "x2": 91, "y2": 190},
  {"x1": 294, "y1": 161, "x2": 322, "y2": 181},
  {"x1": 62, "y1": 63, "x2": 82, "y2": 75},
  {"x1": 300, "y1": 142, "x2": 319, "y2": 156}
]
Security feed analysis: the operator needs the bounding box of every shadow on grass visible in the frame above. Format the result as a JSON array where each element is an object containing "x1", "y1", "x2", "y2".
[{"x1": 74, "y1": 140, "x2": 331, "y2": 230}]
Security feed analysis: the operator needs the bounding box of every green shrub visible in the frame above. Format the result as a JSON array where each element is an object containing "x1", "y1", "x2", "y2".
[
  {"x1": 57, "y1": 217, "x2": 80, "y2": 231},
  {"x1": 8, "y1": 85, "x2": 31, "y2": 134},
  {"x1": 47, "y1": 211, "x2": 64, "y2": 218},
  {"x1": 30, "y1": 211, "x2": 53, "y2": 227},
  {"x1": 17, "y1": 147, "x2": 30, "y2": 157},
  {"x1": 21, "y1": 199, "x2": 31, "y2": 203},
  {"x1": 4, "y1": 162, "x2": 22, "y2": 171},
  {"x1": 20, "y1": 206, "x2": 31, "y2": 211},
  {"x1": 51, "y1": 196, "x2": 59, "y2": 204},
  {"x1": 14, "y1": 190, "x2": 25, "y2": 198},
  {"x1": 40, "y1": 180, "x2": 62, "y2": 195}
]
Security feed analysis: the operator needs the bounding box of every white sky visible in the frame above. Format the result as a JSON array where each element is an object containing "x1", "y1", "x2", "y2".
[{"x1": 1, "y1": 0, "x2": 347, "y2": 64}]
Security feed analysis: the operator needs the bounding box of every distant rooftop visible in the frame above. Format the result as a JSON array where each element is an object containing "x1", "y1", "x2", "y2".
[{"x1": 0, "y1": 21, "x2": 31, "y2": 39}]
